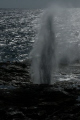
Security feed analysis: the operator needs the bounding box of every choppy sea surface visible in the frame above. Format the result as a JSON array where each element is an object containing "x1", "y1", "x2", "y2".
[
  {"x1": 0, "y1": 8, "x2": 42, "y2": 62},
  {"x1": 0, "y1": 8, "x2": 80, "y2": 62}
]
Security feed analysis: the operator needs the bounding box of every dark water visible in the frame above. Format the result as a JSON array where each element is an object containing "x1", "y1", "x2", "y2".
[{"x1": 0, "y1": 8, "x2": 41, "y2": 62}]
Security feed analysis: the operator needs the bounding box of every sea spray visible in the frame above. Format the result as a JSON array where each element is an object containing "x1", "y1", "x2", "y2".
[{"x1": 30, "y1": 9, "x2": 56, "y2": 84}]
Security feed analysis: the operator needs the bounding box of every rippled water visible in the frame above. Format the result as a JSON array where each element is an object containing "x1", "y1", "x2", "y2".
[
  {"x1": 0, "y1": 8, "x2": 80, "y2": 62},
  {"x1": 0, "y1": 8, "x2": 42, "y2": 62}
]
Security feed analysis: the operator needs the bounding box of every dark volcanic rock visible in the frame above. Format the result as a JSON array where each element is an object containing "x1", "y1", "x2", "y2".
[
  {"x1": 0, "y1": 82, "x2": 80, "y2": 120},
  {"x1": 0, "y1": 61, "x2": 80, "y2": 120}
]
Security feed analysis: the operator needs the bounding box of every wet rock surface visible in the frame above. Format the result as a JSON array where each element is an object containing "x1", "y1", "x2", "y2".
[{"x1": 0, "y1": 61, "x2": 80, "y2": 120}]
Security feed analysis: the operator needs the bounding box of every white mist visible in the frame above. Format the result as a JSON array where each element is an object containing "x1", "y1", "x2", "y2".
[
  {"x1": 30, "y1": 4, "x2": 80, "y2": 84},
  {"x1": 30, "y1": 8, "x2": 56, "y2": 84}
]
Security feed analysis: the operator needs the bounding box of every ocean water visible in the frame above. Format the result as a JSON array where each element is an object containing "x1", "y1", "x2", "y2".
[
  {"x1": 0, "y1": 8, "x2": 42, "y2": 62},
  {"x1": 0, "y1": 8, "x2": 80, "y2": 62}
]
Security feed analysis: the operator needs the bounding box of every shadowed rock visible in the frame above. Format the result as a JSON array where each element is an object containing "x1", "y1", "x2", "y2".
[{"x1": 0, "y1": 61, "x2": 80, "y2": 120}]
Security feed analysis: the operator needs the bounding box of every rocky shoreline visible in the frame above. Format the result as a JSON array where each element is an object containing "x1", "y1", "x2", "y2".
[{"x1": 0, "y1": 61, "x2": 80, "y2": 120}]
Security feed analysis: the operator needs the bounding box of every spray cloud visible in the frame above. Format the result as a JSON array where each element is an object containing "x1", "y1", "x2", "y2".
[
  {"x1": 30, "y1": 7, "x2": 56, "y2": 84},
  {"x1": 30, "y1": 3, "x2": 80, "y2": 84}
]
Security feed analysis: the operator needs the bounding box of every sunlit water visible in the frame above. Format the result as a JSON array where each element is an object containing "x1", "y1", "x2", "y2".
[
  {"x1": 0, "y1": 8, "x2": 42, "y2": 62},
  {"x1": 1, "y1": 8, "x2": 80, "y2": 83},
  {"x1": 0, "y1": 8, "x2": 80, "y2": 62}
]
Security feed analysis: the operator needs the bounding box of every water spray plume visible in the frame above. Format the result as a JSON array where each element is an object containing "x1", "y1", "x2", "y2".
[
  {"x1": 30, "y1": 3, "x2": 80, "y2": 84},
  {"x1": 30, "y1": 8, "x2": 56, "y2": 84}
]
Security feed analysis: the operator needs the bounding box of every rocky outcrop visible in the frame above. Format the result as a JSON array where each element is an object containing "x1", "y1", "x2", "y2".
[{"x1": 0, "y1": 62, "x2": 80, "y2": 120}]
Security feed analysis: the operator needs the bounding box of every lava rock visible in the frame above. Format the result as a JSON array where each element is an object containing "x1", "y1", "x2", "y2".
[{"x1": 0, "y1": 61, "x2": 80, "y2": 120}]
